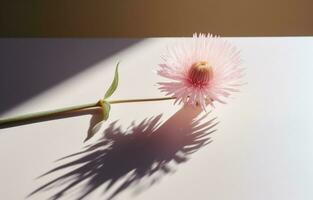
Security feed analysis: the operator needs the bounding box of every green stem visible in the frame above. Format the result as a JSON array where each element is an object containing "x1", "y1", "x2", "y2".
[
  {"x1": 0, "y1": 97, "x2": 175, "y2": 128},
  {"x1": 0, "y1": 102, "x2": 99, "y2": 128},
  {"x1": 109, "y1": 97, "x2": 175, "y2": 104}
]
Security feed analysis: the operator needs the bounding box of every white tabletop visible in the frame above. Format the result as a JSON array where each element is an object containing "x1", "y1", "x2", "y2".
[{"x1": 0, "y1": 37, "x2": 313, "y2": 200}]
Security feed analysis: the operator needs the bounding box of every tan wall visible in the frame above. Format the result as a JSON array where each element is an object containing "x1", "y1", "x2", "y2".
[{"x1": 1, "y1": 0, "x2": 312, "y2": 37}]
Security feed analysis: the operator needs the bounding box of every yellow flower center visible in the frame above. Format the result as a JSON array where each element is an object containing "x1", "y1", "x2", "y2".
[{"x1": 188, "y1": 61, "x2": 213, "y2": 87}]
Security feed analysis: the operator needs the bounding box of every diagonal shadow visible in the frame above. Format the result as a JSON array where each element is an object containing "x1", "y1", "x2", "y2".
[
  {"x1": 0, "y1": 39, "x2": 141, "y2": 114},
  {"x1": 28, "y1": 105, "x2": 218, "y2": 200}
]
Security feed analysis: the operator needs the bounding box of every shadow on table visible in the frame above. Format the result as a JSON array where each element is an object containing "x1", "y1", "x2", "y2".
[
  {"x1": 28, "y1": 105, "x2": 218, "y2": 200},
  {"x1": 0, "y1": 39, "x2": 141, "y2": 114}
]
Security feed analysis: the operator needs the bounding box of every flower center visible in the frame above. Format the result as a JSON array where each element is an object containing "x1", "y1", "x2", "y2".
[{"x1": 188, "y1": 61, "x2": 213, "y2": 87}]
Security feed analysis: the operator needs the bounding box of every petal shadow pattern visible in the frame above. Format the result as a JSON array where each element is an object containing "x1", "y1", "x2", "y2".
[{"x1": 29, "y1": 105, "x2": 218, "y2": 200}]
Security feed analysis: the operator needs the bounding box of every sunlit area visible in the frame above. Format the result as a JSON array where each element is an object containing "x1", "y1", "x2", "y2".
[{"x1": 1, "y1": 1, "x2": 313, "y2": 200}]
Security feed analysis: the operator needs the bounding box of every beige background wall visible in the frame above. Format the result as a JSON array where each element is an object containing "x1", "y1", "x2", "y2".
[{"x1": 1, "y1": 0, "x2": 312, "y2": 37}]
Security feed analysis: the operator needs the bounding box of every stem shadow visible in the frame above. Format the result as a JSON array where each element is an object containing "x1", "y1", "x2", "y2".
[{"x1": 28, "y1": 105, "x2": 218, "y2": 200}]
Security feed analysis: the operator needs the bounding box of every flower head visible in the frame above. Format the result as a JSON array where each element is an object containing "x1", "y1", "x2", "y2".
[{"x1": 158, "y1": 33, "x2": 244, "y2": 109}]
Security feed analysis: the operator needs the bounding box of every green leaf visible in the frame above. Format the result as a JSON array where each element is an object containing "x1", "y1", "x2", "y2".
[
  {"x1": 84, "y1": 100, "x2": 111, "y2": 142},
  {"x1": 84, "y1": 120, "x2": 104, "y2": 142},
  {"x1": 101, "y1": 100, "x2": 111, "y2": 120},
  {"x1": 104, "y1": 62, "x2": 119, "y2": 99}
]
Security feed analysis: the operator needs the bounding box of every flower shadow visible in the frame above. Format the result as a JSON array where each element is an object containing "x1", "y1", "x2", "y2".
[{"x1": 28, "y1": 105, "x2": 218, "y2": 200}]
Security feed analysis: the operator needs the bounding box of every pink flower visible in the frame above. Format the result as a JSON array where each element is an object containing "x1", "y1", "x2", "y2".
[{"x1": 158, "y1": 33, "x2": 244, "y2": 110}]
